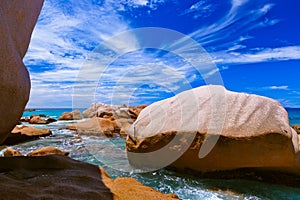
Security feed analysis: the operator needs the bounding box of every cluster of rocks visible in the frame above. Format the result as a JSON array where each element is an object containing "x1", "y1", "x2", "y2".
[
  {"x1": 4, "y1": 146, "x2": 69, "y2": 157},
  {"x1": 20, "y1": 114, "x2": 57, "y2": 124},
  {"x1": 67, "y1": 103, "x2": 146, "y2": 138}
]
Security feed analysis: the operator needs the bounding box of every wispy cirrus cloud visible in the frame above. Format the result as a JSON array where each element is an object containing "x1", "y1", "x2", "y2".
[
  {"x1": 24, "y1": 0, "x2": 138, "y2": 107},
  {"x1": 189, "y1": 0, "x2": 277, "y2": 49},
  {"x1": 212, "y1": 46, "x2": 300, "y2": 64},
  {"x1": 269, "y1": 86, "x2": 289, "y2": 90},
  {"x1": 180, "y1": 0, "x2": 215, "y2": 19}
]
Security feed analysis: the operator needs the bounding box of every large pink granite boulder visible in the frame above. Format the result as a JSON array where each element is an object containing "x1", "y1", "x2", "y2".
[
  {"x1": 127, "y1": 85, "x2": 299, "y2": 173},
  {"x1": 0, "y1": 0, "x2": 44, "y2": 143}
]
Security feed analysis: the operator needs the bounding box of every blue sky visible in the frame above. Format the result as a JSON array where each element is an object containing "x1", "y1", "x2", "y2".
[{"x1": 24, "y1": 0, "x2": 300, "y2": 108}]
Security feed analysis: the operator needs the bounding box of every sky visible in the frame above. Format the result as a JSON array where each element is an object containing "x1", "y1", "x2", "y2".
[{"x1": 24, "y1": 0, "x2": 300, "y2": 108}]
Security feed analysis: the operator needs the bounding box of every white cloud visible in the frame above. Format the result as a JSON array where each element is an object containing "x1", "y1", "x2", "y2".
[
  {"x1": 23, "y1": 0, "x2": 298, "y2": 108},
  {"x1": 181, "y1": 0, "x2": 214, "y2": 19},
  {"x1": 107, "y1": 0, "x2": 166, "y2": 10},
  {"x1": 189, "y1": 1, "x2": 278, "y2": 51},
  {"x1": 212, "y1": 46, "x2": 300, "y2": 64},
  {"x1": 24, "y1": 0, "x2": 138, "y2": 107},
  {"x1": 269, "y1": 86, "x2": 289, "y2": 90}
]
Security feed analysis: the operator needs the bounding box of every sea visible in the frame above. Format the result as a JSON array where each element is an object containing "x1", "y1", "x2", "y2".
[{"x1": 1, "y1": 108, "x2": 300, "y2": 200}]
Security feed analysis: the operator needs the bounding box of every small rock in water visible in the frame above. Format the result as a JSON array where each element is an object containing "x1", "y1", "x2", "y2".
[
  {"x1": 3, "y1": 126, "x2": 52, "y2": 145},
  {"x1": 27, "y1": 146, "x2": 69, "y2": 157},
  {"x1": 29, "y1": 115, "x2": 48, "y2": 124},
  {"x1": 4, "y1": 147, "x2": 24, "y2": 157}
]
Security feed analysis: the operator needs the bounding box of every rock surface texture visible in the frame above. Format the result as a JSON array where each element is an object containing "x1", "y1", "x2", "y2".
[
  {"x1": 0, "y1": 0, "x2": 44, "y2": 143},
  {"x1": 127, "y1": 85, "x2": 299, "y2": 173}
]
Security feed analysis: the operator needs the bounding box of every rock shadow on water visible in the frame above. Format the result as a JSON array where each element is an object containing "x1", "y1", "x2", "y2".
[{"x1": 166, "y1": 167, "x2": 300, "y2": 199}]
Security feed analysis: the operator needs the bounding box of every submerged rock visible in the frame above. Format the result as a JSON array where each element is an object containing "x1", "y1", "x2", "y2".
[
  {"x1": 127, "y1": 85, "x2": 299, "y2": 174},
  {"x1": 3, "y1": 126, "x2": 51, "y2": 145},
  {"x1": 0, "y1": 0, "x2": 44, "y2": 143},
  {"x1": 59, "y1": 110, "x2": 83, "y2": 120},
  {"x1": 27, "y1": 146, "x2": 69, "y2": 157}
]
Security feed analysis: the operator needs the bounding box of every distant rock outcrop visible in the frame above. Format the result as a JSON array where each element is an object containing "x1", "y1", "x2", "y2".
[
  {"x1": 76, "y1": 103, "x2": 146, "y2": 137},
  {"x1": 127, "y1": 85, "x2": 299, "y2": 174},
  {"x1": 58, "y1": 110, "x2": 83, "y2": 120},
  {"x1": 0, "y1": 0, "x2": 44, "y2": 143},
  {"x1": 83, "y1": 103, "x2": 146, "y2": 120}
]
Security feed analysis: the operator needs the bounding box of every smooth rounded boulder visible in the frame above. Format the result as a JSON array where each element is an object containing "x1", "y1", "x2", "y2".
[
  {"x1": 126, "y1": 85, "x2": 299, "y2": 173},
  {"x1": 0, "y1": 0, "x2": 44, "y2": 143}
]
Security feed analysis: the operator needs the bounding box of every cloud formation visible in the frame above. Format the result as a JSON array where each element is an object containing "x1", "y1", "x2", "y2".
[{"x1": 23, "y1": 0, "x2": 300, "y2": 108}]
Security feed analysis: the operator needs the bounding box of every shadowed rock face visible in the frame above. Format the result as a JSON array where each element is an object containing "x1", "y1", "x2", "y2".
[
  {"x1": 0, "y1": 0, "x2": 44, "y2": 143},
  {"x1": 0, "y1": 155, "x2": 113, "y2": 200}
]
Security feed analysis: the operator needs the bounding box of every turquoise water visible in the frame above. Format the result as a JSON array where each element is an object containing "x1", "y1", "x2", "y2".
[
  {"x1": 3, "y1": 108, "x2": 300, "y2": 199},
  {"x1": 286, "y1": 108, "x2": 300, "y2": 125}
]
